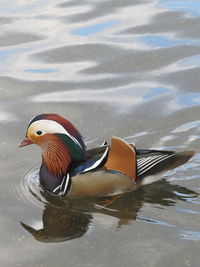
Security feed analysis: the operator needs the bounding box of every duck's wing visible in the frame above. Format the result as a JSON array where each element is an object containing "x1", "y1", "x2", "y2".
[
  {"x1": 70, "y1": 138, "x2": 194, "y2": 184},
  {"x1": 71, "y1": 137, "x2": 137, "y2": 180},
  {"x1": 104, "y1": 137, "x2": 137, "y2": 181},
  {"x1": 86, "y1": 142, "x2": 108, "y2": 158},
  {"x1": 136, "y1": 149, "x2": 194, "y2": 182},
  {"x1": 70, "y1": 144, "x2": 109, "y2": 176}
]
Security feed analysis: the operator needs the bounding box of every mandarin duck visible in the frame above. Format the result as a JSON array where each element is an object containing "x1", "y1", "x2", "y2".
[{"x1": 19, "y1": 114, "x2": 194, "y2": 197}]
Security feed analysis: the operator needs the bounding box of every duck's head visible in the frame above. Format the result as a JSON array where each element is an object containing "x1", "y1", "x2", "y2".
[{"x1": 19, "y1": 113, "x2": 86, "y2": 177}]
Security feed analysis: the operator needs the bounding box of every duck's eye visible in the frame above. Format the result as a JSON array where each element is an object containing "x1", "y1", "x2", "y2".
[{"x1": 36, "y1": 130, "x2": 43, "y2": 135}]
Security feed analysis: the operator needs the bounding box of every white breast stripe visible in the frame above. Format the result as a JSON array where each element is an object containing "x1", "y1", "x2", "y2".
[
  {"x1": 52, "y1": 177, "x2": 66, "y2": 193},
  {"x1": 53, "y1": 184, "x2": 61, "y2": 193},
  {"x1": 60, "y1": 174, "x2": 67, "y2": 188},
  {"x1": 52, "y1": 173, "x2": 71, "y2": 196},
  {"x1": 62, "y1": 173, "x2": 70, "y2": 196},
  {"x1": 138, "y1": 154, "x2": 174, "y2": 176},
  {"x1": 81, "y1": 146, "x2": 109, "y2": 173}
]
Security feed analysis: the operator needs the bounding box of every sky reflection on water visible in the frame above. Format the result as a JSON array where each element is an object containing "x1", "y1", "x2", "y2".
[
  {"x1": 24, "y1": 68, "x2": 58, "y2": 74},
  {"x1": 139, "y1": 35, "x2": 200, "y2": 48},
  {"x1": 160, "y1": 0, "x2": 200, "y2": 17},
  {"x1": 0, "y1": 0, "x2": 200, "y2": 266},
  {"x1": 71, "y1": 21, "x2": 118, "y2": 36}
]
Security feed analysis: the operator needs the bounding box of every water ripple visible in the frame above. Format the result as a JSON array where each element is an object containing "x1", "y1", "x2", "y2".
[
  {"x1": 137, "y1": 216, "x2": 175, "y2": 227},
  {"x1": 14, "y1": 163, "x2": 46, "y2": 208},
  {"x1": 1, "y1": 0, "x2": 200, "y2": 263},
  {"x1": 180, "y1": 230, "x2": 200, "y2": 240}
]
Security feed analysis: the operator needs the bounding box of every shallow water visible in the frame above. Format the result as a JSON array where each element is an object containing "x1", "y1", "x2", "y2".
[{"x1": 0, "y1": 0, "x2": 200, "y2": 266}]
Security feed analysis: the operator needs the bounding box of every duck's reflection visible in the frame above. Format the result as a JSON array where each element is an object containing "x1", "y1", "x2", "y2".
[
  {"x1": 21, "y1": 206, "x2": 91, "y2": 243},
  {"x1": 21, "y1": 180, "x2": 198, "y2": 243}
]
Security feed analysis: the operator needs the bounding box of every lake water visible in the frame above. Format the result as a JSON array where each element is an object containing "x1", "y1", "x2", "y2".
[{"x1": 0, "y1": 0, "x2": 200, "y2": 266}]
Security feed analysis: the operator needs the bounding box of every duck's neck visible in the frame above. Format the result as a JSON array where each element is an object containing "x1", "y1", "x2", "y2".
[{"x1": 39, "y1": 137, "x2": 72, "y2": 192}]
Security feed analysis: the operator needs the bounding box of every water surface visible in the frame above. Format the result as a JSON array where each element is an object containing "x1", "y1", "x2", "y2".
[{"x1": 0, "y1": 0, "x2": 200, "y2": 266}]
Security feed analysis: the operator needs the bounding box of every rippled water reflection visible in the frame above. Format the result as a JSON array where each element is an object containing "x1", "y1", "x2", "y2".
[
  {"x1": 0, "y1": 0, "x2": 200, "y2": 266},
  {"x1": 20, "y1": 177, "x2": 198, "y2": 243}
]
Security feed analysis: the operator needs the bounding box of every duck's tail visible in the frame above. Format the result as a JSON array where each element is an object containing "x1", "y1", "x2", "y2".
[{"x1": 136, "y1": 150, "x2": 194, "y2": 183}]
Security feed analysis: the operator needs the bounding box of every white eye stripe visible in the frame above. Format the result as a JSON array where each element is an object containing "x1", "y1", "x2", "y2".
[{"x1": 29, "y1": 119, "x2": 83, "y2": 148}]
